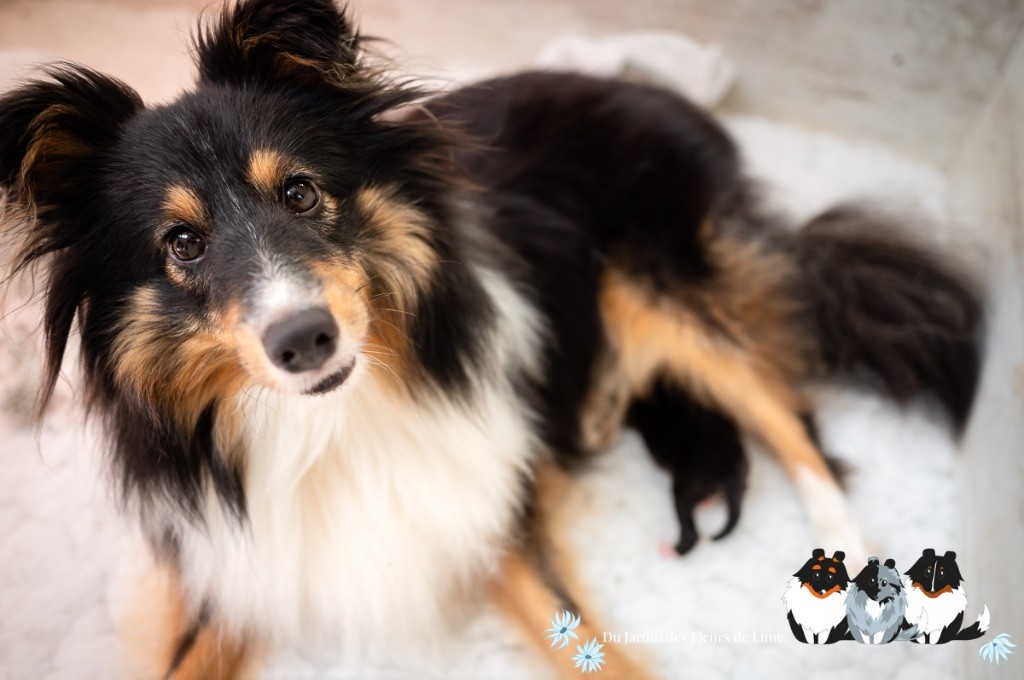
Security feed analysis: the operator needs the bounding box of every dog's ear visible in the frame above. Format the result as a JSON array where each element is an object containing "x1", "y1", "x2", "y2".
[
  {"x1": 194, "y1": 0, "x2": 364, "y2": 89},
  {"x1": 832, "y1": 551, "x2": 845, "y2": 562},
  {"x1": 923, "y1": 548, "x2": 936, "y2": 558},
  {"x1": 867, "y1": 557, "x2": 879, "y2": 566},
  {"x1": 944, "y1": 550, "x2": 957, "y2": 560},
  {"x1": 0, "y1": 65, "x2": 142, "y2": 407},
  {"x1": 811, "y1": 548, "x2": 825, "y2": 560},
  {"x1": 884, "y1": 558, "x2": 896, "y2": 569}
]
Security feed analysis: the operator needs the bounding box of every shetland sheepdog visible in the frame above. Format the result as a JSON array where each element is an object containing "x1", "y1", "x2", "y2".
[
  {"x1": 783, "y1": 549, "x2": 851, "y2": 644},
  {"x1": 0, "y1": 0, "x2": 982, "y2": 677}
]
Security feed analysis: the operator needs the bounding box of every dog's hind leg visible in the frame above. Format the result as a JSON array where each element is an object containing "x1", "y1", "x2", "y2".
[
  {"x1": 601, "y1": 270, "x2": 868, "y2": 563},
  {"x1": 492, "y1": 464, "x2": 657, "y2": 680}
]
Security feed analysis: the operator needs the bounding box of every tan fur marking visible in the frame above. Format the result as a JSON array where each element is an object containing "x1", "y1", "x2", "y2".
[
  {"x1": 351, "y1": 186, "x2": 442, "y2": 391},
  {"x1": 600, "y1": 269, "x2": 831, "y2": 480},
  {"x1": 122, "y1": 561, "x2": 263, "y2": 680},
  {"x1": 579, "y1": 345, "x2": 630, "y2": 452},
  {"x1": 355, "y1": 185, "x2": 436, "y2": 307},
  {"x1": 309, "y1": 258, "x2": 417, "y2": 394},
  {"x1": 162, "y1": 185, "x2": 207, "y2": 229},
  {"x1": 113, "y1": 288, "x2": 247, "y2": 432},
  {"x1": 247, "y1": 149, "x2": 287, "y2": 197},
  {"x1": 492, "y1": 464, "x2": 656, "y2": 680}
]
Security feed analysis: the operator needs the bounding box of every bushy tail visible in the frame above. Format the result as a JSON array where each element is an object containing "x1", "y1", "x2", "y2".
[
  {"x1": 956, "y1": 605, "x2": 991, "y2": 641},
  {"x1": 796, "y1": 207, "x2": 984, "y2": 433}
]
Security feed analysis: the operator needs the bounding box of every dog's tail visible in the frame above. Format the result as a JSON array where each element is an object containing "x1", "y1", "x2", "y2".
[
  {"x1": 795, "y1": 207, "x2": 984, "y2": 433},
  {"x1": 956, "y1": 605, "x2": 991, "y2": 641}
]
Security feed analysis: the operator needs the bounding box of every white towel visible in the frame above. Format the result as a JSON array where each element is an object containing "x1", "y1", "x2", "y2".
[{"x1": 534, "y1": 32, "x2": 737, "y2": 108}]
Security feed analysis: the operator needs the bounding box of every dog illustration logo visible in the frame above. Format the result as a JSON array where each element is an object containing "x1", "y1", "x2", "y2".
[
  {"x1": 903, "y1": 549, "x2": 989, "y2": 643},
  {"x1": 783, "y1": 549, "x2": 1001, "y2": 649},
  {"x1": 783, "y1": 549, "x2": 851, "y2": 644},
  {"x1": 845, "y1": 557, "x2": 921, "y2": 644}
]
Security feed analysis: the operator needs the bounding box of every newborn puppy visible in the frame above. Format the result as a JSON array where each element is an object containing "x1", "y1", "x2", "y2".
[{"x1": 628, "y1": 379, "x2": 748, "y2": 555}]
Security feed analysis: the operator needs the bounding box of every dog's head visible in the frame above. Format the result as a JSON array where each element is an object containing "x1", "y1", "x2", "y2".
[
  {"x1": 905, "y1": 549, "x2": 963, "y2": 595},
  {"x1": 0, "y1": 0, "x2": 451, "y2": 420},
  {"x1": 852, "y1": 557, "x2": 903, "y2": 605},
  {"x1": 793, "y1": 548, "x2": 849, "y2": 596}
]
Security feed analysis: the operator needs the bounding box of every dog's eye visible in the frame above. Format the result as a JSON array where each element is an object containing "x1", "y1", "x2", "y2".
[
  {"x1": 166, "y1": 227, "x2": 206, "y2": 262},
  {"x1": 282, "y1": 178, "x2": 320, "y2": 213}
]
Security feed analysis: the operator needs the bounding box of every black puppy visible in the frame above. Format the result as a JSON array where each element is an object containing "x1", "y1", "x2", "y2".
[{"x1": 628, "y1": 378, "x2": 748, "y2": 555}]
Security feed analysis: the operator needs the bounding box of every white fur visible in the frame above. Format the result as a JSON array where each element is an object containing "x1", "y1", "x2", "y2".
[
  {"x1": 165, "y1": 267, "x2": 544, "y2": 661},
  {"x1": 246, "y1": 258, "x2": 363, "y2": 394},
  {"x1": 903, "y1": 576, "x2": 969, "y2": 642},
  {"x1": 793, "y1": 468, "x2": 869, "y2": 567},
  {"x1": 782, "y1": 577, "x2": 847, "y2": 643}
]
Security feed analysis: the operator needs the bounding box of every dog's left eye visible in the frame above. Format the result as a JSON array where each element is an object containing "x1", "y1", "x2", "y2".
[{"x1": 282, "y1": 178, "x2": 320, "y2": 213}]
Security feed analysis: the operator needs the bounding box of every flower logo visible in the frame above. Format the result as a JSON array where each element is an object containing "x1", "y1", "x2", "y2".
[
  {"x1": 572, "y1": 637, "x2": 607, "y2": 673},
  {"x1": 979, "y1": 633, "x2": 1016, "y2": 665},
  {"x1": 546, "y1": 609, "x2": 581, "y2": 649}
]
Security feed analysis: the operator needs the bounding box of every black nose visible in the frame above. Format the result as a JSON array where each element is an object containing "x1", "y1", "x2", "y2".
[{"x1": 262, "y1": 307, "x2": 339, "y2": 373}]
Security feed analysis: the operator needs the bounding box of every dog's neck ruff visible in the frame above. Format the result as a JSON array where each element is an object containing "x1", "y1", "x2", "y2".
[{"x1": 164, "y1": 267, "x2": 544, "y2": 658}]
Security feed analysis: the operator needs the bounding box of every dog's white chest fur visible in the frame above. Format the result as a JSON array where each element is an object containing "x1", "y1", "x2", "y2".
[
  {"x1": 903, "y1": 576, "x2": 967, "y2": 636},
  {"x1": 782, "y1": 577, "x2": 847, "y2": 641},
  {"x1": 175, "y1": 271, "x2": 542, "y2": 658}
]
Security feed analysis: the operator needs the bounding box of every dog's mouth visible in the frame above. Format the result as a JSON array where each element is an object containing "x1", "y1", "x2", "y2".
[
  {"x1": 878, "y1": 596, "x2": 894, "y2": 606},
  {"x1": 304, "y1": 360, "x2": 355, "y2": 395}
]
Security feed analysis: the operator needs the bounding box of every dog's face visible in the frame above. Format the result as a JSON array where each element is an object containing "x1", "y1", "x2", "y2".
[
  {"x1": 794, "y1": 548, "x2": 849, "y2": 595},
  {"x1": 905, "y1": 549, "x2": 963, "y2": 595},
  {"x1": 853, "y1": 557, "x2": 903, "y2": 605},
  {"x1": 0, "y1": 0, "x2": 448, "y2": 418}
]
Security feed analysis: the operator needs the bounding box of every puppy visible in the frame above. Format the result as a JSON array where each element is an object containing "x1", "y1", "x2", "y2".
[
  {"x1": 0, "y1": 0, "x2": 983, "y2": 676},
  {"x1": 782, "y1": 549, "x2": 851, "y2": 644},
  {"x1": 904, "y1": 549, "x2": 989, "y2": 643},
  {"x1": 627, "y1": 377, "x2": 748, "y2": 555}
]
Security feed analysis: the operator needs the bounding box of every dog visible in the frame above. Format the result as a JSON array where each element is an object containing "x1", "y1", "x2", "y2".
[
  {"x1": 904, "y1": 549, "x2": 989, "y2": 643},
  {"x1": 0, "y1": 0, "x2": 983, "y2": 676},
  {"x1": 845, "y1": 557, "x2": 920, "y2": 644},
  {"x1": 782, "y1": 549, "x2": 851, "y2": 644},
  {"x1": 627, "y1": 377, "x2": 749, "y2": 555}
]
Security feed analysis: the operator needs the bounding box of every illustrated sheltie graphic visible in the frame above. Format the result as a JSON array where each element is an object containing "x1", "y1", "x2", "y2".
[
  {"x1": 903, "y1": 549, "x2": 990, "y2": 644},
  {"x1": 783, "y1": 549, "x2": 852, "y2": 644},
  {"x1": 845, "y1": 557, "x2": 921, "y2": 644}
]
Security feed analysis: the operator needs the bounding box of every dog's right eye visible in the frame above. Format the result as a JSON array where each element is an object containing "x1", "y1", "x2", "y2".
[{"x1": 166, "y1": 227, "x2": 206, "y2": 262}]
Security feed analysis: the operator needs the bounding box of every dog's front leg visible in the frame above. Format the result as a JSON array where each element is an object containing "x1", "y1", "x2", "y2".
[
  {"x1": 121, "y1": 560, "x2": 263, "y2": 680},
  {"x1": 492, "y1": 465, "x2": 657, "y2": 680}
]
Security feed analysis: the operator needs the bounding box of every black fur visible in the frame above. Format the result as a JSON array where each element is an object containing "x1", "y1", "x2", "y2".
[
  {"x1": 797, "y1": 207, "x2": 984, "y2": 432},
  {"x1": 0, "y1": 0, "x2": 488, "y2": 518},
  {"x1": 787, "y1": 549, "x2": 851, "y2": 644},
  {"x1": 0, "y1": 0, "x2": 985, "y2": 575},
  {"x1": 905, "y1": 548, "x2": 987, "y2": 643},
  {"x1": 627, "y1": 378, "x2": 748, "y2": 554},
  {"x1": 0, "y1": 66, "x2": 143, "y2": 407}
]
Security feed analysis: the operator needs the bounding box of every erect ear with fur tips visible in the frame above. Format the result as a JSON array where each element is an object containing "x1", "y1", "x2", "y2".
[
  {"x1": 812, "y1": 548, "x2": 825, "y2": 560},
  {"x1": 944, "y1": 551, "x2": 957, "y2": 560},
  {"x1": 868, "y1": 557, "x2": 879, "y2": 566},
  {"x1": 0, "y1": 65, "x2": 142, "y2": 408},
  {"x1": 193, "y1": 0, "x2": 364, "y2": 89},
  {"x1": 833, "y1": 551, "x2": 845, "y2": 562},
  {"x1": 923, "y1": 548, "x2": 936, "y2": 558},
  {"x1": 884, "y1": 558, "x2": 896, "y2": 569}
]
